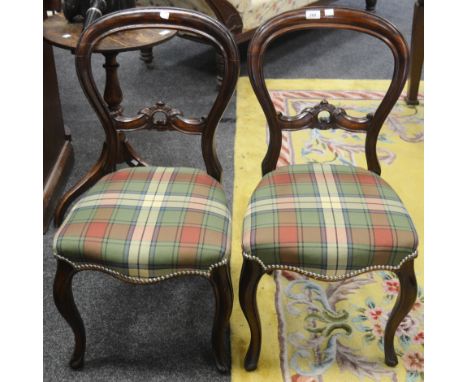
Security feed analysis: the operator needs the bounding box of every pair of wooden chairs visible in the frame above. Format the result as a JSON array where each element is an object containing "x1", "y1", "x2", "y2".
[{"x1": 52, "y1": 6, "x2": 418, "y2": 373}]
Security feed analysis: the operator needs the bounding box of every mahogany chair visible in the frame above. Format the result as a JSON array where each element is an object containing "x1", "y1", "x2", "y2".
[
  {"x1": 52, "y1": 7, "x2": 239, "y2": 372},
  {"x1": 240, "y1": 7, "x2": 418, "y2": 371}
]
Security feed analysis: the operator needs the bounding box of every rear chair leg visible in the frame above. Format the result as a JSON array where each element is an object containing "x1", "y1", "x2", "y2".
[
  {"x1": 53, "y1": 259, "x2": 86, "y2": 369},
  {"x1": 239, "y1": 257, "x2": 265, "y2": 371},
  {"x1": 210, "y1": 263, "x2": 234, "y2": 373},
  {"x1": 384, "y1": 259, "x2": 418, "y2": 366}
]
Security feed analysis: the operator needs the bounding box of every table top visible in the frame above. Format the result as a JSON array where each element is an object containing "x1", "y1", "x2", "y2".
[{"x1": 43, "y1": 12, "x2": 176, "y2": 53}]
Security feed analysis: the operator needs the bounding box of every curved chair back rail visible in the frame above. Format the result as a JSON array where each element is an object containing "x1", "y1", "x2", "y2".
[
  {"x1": 75, "y1": 7, "x2": 240, "y2": 181},
  {"x1": 247, "y1": 7, "x2": 409, "y2": 176}
]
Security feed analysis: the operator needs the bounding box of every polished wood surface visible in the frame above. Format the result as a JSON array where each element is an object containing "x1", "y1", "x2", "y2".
[
  {"x1": 210, "y1": 264, "x2": 234, "y2": 372},
  {"x1": 52, "y1": 8, "x2": 239, "y2": 372},
  {"x1": 241, "y1": 7, "x2": 414, "y2": 371},
  {"x1": 43, "y1": 12, "x2": 175, "y2": 53},
  {"x1": 384, "y1": 260, "x2": 418, "y2": 366},
  {"x1": 406, "y1": 0, "x2": 424, "y2": 105},
  {"x1": 43, "y1": 30, "x2": 74, "y2": 233},
  {"x1": 53, "y1": 259, "x2": 86, "y2": 369},
  {"x1": 238, "y1": 257, "x2": 265, "y2": 371}
]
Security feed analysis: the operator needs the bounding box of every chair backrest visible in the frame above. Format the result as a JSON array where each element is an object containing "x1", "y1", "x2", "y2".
[
  {"x1": 75, "y1": 7, "x2": 240, "y2": 182},
  {"x1": 247, "y1": 7, "x2": 409, "y2": 176}
]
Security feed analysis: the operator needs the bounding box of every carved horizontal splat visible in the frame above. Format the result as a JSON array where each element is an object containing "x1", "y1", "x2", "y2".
[
  {"x1": 113, "y1": 101, "x2": 205, "y2": 134},
  {"x1": 278, "y1": 99, "x2": 372, "y2": 132}
]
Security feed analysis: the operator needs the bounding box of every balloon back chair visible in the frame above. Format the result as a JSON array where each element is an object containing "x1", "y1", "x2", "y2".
[
  {"x1": 52, "y1": 7, "x2": 239, "y2": 372},
  {"x1": 240, "y1": 7, "x2": 418, "y2": 371}
]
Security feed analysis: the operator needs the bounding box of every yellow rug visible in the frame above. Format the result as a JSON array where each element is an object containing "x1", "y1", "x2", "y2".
[{"x1": 231, "y1": 78, "x2": 424, "y2": 382}]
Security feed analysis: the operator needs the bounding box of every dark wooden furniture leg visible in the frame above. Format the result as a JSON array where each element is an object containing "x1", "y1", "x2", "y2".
[
  {"x1": 44, "y1": 40, "x2": 74, "y2": 233},
  {"x1": 102, "y1": 54, "x2": 149, "y2": 166},
  {"x1": 140, "y1": 47, "x2": 154, "y2": 68},
  {"x1": 239, "y1": 258, "x2": 265, "y2": 371},
  {"x1": 103, "y1": 52, "x2": 124, "y2": 115},
  {"x1": 384, "y1": 260, "x2": 418, "y2": 366},
  {"x1": 366, "y1": 0, "x2": 377, "y2": 11},
  {"x1": 210, "y1": 264, "x2": 234, "y2": 373},
  {"x1": 405, "y1": 0, "x2": 424, "y2": 105},
  {"x1": 53, "y1": 259, "x2": 86, "y2": 369}
]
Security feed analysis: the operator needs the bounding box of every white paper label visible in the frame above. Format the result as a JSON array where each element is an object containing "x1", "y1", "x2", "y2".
[
  {"x1": 159, "y1": 30, "x2": 171, "y2": 36},
  {"x1": 306, "y1": 10, "x2": 321, "y2": 19},
  {"x1": 160, "y1": 11, "x2": 170, "y2": 20},
  {"x1": 325, "y1": 9, "x2": 334, "y2": 16}
]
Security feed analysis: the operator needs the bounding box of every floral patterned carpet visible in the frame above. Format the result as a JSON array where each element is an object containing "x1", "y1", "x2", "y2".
[{"x1": 231, "y1": 78, "x2": 424, "y2": 382}]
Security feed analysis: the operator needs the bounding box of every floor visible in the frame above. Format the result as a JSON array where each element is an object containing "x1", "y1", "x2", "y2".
[{"x1": 43, "y1": 0, "x2": 418, "y2": 380}]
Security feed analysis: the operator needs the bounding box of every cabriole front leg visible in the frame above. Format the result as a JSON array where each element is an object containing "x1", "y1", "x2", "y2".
[
  {"x1": 239, "y1": 257, "x2": 265, "y2": 371},
  {"x1": 384, "y1": 259, "x2": 418, "y2": 366},
  {"x1": 53, "y1": 259, "x2": 86, "y2": 369}
]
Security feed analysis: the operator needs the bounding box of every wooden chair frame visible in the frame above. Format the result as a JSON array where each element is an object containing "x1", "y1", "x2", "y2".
[
  {"x1": 240, "y1": 7, "x2": 416, "y2": 371},
  {"x1": 53, "y1": 7, "x2": 239, "y2": 372},
  {"x1": 54, "y1": 6, "x2": 239, "y2": 225}
]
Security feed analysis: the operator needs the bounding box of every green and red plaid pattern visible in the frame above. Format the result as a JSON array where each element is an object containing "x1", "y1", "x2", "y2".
[
  {"x1": 242, "y1": 164, "x2": 418, "y2": 277},
  {"x1": 54, "y1": 167, "x2": 231, "y2": 278}
]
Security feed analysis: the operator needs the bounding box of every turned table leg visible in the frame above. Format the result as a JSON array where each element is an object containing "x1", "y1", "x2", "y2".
[
  {"x1": 140, "y1": 47, "x2": 154, "y2": 68},
  {"x1": 102, "y1": 53, "x2": 147, "y2": 167},
  {"x1": 103, "y1": 52, "x2": 123, "y2": 115},
  {"x1": 405, "y1": 0, "x2": 424, "y2": 105}
]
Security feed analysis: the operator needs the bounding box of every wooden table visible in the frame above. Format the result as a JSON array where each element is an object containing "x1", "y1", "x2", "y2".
[
  {"x1": 43, "y1": 13, "x2": 176, "y2": 226},
  {"x1": 44, "y1": 12, "x2": 175, "y2": 114}
]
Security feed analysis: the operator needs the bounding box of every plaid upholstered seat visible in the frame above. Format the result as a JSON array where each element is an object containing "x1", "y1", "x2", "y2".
[
  {"x1": 54, "y1": 167, "x2": 231, "y2": 279},
  {"x1": 242, "y1": 163, "x2": 418, "y2": 278}
]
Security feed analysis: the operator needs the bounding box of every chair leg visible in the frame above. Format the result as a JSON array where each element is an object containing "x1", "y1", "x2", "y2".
[
  {"x1": 53, "y1": 259, "x2": 86, "y2": 369},
  {"x1": 384, "y1": 259, "x2": 417, "y2": 366},
  {"x1": 210, "y1": 263, "x2": 234, "y2": 373},
  {"x1": 239, "y1": 257, "x2": 265, "y2": 371},
  {"x1": 405, "y1": 0, "x2": 424, "y2": 105},
  {"x1": 366, "y1": 0, "x2": 377, "y2": 11}
]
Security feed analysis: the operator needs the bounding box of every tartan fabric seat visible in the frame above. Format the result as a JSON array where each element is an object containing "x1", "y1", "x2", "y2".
[
  {"x1": 54, "y1": 166, "x2": 231, "y2": 279},
  {"x1": 242, "y1": 163, "x2": 418, "y2": 278}
]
